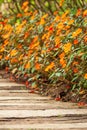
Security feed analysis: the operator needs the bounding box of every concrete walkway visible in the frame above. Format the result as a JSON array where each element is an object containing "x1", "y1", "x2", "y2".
[{"x1": 0, "y1": 70, "x2": 87, "y2": 130}]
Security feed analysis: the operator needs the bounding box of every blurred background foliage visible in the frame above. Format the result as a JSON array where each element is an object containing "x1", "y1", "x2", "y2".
[{"x1": 0, "y1": 0, "x2": 87, "y2": 15}]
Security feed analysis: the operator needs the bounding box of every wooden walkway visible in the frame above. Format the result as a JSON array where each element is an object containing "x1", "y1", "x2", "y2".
[{"x1": 0, "y1": 71, "x2": 87, "y2": 130}]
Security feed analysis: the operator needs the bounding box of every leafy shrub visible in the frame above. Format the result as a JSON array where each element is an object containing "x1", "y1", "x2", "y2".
[{"x1": 0, "y1": 1, "x2": 87, "y2": 91}]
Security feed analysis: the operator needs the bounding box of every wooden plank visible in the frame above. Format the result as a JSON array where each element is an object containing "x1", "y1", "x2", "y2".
[
  {"x1": 0, "y1": 96, "x2": 51, "y2": 100},
  {"x1": 0, "y1": 82, "x2": 25, "y2": 87},
  {"x1": 0, "y1": 123, "x2": 87, "y2": 129},
  {"x1": 0, "y1": 105, "x2": 79, "y2": 110},
  {"x1": 0, "y1": 102, "x2": 64, "y2": 106},
  {"x1": 0, "y1": 90, "x2": 30, "y2": 92},
  {"x1": 0, "y1": 109, "x2": 87, "y2": 118}
]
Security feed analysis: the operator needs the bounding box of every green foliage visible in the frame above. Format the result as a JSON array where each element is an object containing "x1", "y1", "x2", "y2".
[{"x1": 0, "y1": 1, "x2": 87, "y2": 92}]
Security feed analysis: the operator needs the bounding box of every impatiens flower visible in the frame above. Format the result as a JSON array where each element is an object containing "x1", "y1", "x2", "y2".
[
  {"x1": 83, "y1": 10, "x2": 87, "y2": 17},
  {"x1": 10, "y1": 49, "x2": 17, "y2": 57},
  {"x1": 60, "y1": 58, "x2": 66, "y2": 68},
  {"x1": 55, "y1": 97, "x2": 61, "y2": 101},
  {"x1": 40, "y1": 18, "x2": 45, "y2": 25},
  {"x1": 63, "y1": 42, "x2": 72, "y2": 53},
  {"x1": 22, "y1": 1, "x2": 29, "y2": 8},
  {"x1": 35, "y1": 63, "x2": 41, "y2": 70},
  {"x1": 73, "y1": 39, "x2": 79, "y2": 45},
  {"x1": 84, "y1": 73, "x2": 87, "y2": 79},
  {"x1": 0, "y1": 55, "x2": 2, "y2": 60},
  {"x1": 72, "y1": 28, "x2": 82, "y2": 37},
  {"x1": 24, "y1": 62, "x2": 30, "y2": 69},
  {"x1": 45, "y1": 62, "x2": 55, "y2": 72},
  {"x1": 78, "y1": 102, "x2": 85, "y2": 107}
]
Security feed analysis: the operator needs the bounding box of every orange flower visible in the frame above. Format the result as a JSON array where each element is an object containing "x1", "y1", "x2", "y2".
[
  {"x1": 45, "y1": 62, "x2": 55, "y2": 72},
  {"x1": 5, "y1": 56, "x2": 9, "y2": 60},
  {"x1": 63, "y1": 43, "x2": 72, "y2": 53},
  {"x1": 76, "y1": 9, "x2": 81, "y2": 16},
  {"x1": 83, "y1": 10, "x2": 87, "y2": 17},
  {"x1": 72, "y1": 28, "x2": 82, "y2": 38},
  {"x1": 17, "y1": 13, "x2": 22, "y2": 18},
  {"x1": 3, "y1": 39, "x2": 9, "y2": 46},
  {"x1": 0, "y1": 55, "x2": 2, "y2": 60},
  {"x1": 68, "y1": 20, "x2": 74, "y2": 25},
  {"x1": 57, "y1": 22, "x2": 64, "y2": 29},
  {"x1": 24, "y1": 62, "x2": 30, "y2": 69},
  {"x1": 59, "y1": 52, "x2": 65, "y2": 59},
  {"x1": 84, "y1": 36, "x2": 87, "y2": 42},
  {"x1": 11, "y1": 58, "x2": 18, "y2": 64},
  {"x1": 42, "y1": 14, "x2": 48, "y2": 19},
  {"x1": 73, "y1": 68, "x2": 78, "y2": 73},
  {"x1": 17, "y1": 44, "x2": 22, "y2": 49},
  {"x1": 24, "y1": 32, "x2": 29, "y2": 39},
  {"x1": 30, "y1": 42, "x2": 39, "y2": 49},
  {"x1": 10, "y1": 49, "x2": 17, "y2": 57},
  {"x1": 54, "y1": 37, "x2": 60, "y2": 46},
  {"x1": 5, "y1": 67, "x2": 9, "y2": 72},
  {"x1": 40, "y1": 18, "x2": 45, "y2": 25},
  {"x1": 24, "y1": 6, "x2": 29, "y2": 13},
  {"x1": 73, "y1": 39, "x2": 79, "y2": 45},
  {"x1": 60, "y1": 58, "x2": 66, "y2": 68},
  {"x1": 54, "y1": 16, "x2": 60, "y2": 21},
  {"x1": 22, "y1": 1, "x2": 29, "y2": 8},
  {"x1": 2, "y1": 31, "x2": 12, "y2": 39},
  {"x1": 35, "y1": 63, "x2": 40, "y2": 70},
  {"x1": 59, "y1": 0, "x2": 64, "y2": 6},
  {"x1": 0, "y1": 47, "x2": 5, "y2": 53},
  {"x1": 78, "y1": 102, "x2": 85, "y2": 107},
  {"x1": 84, "y1": 73, "x2": 87, "y2": 79},
  {"x1": 73, "y1": 61, "x2": 78, "y2": 66},
  {"x1": 3, "y1": 24, "x2": 12, "y2": 31}
]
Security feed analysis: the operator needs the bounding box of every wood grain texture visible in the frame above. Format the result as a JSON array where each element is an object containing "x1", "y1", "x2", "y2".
[{"x1": 0, "y1": 71, "x2": 87, "y2": 129}]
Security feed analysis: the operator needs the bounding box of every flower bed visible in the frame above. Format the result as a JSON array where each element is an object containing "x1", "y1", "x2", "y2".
[{"x1": 0, "y1": 1, "x2": 87, "y2": 103}]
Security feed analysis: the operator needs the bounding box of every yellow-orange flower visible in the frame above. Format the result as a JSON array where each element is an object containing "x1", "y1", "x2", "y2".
[
  {"x1": 83, "y1": 10, "x2": 87, "y2": 17},
  {"x1": 3, "y1": 39, "x2": 9, "y2": 46},
  {"x1": 35, "y1": 63, "x2": 41, "y2": 70},
  {"x1": 17, "y1": 13, "x2": 22, "y2": 18},
  {"x1": 84, "y1": 73, "x2": 87, "y2": 79},
  {"x1": 55, "y1": 37, "x2": 60, "y2": 46},
  {"x1": 11, "y1": 58, "x2": 18, "y2": 64},
  {"x1": 24, "y1": 62, "x2": 30, "y2": 69},
  {"x1": 63, "y1": 43, "x2": 72, "y2": 53},
  {"x1": 60, "y1": 58, "x2": 66, "y2": 68},
  {"x1": 72, "y1": 28, "x2": 82, "y2": 37},
  {"x1": 76, "y1": 9, "x2": 81, "y2": 16},
  {"x1": 59, "y1": 52, "x2": 65, "y2": 59},
  {"x1": 22, "y1": 1, "x2": 29, "y2": 8},
  {"x1": 10, "y1": 49, "x2": 17, "y2": 57},
  {"x1": 68, "y1": 20, "x2": 74, "y2": 25},
  {"x1": 0, "y1": 55, "x2": 2, "y2": 60},
  {"x1": 54, "y1": 16, "x2": 60, "y2": 22},
  {"x1": 5, "y1": 55, "x2": 9, "y2": 60},
  {"x1": 0, "y1": 47, "x2": 5, "y2": 53},
  {"x1": 24, "y1": 6, "x2": 29, "y2": 13},
  {"x1": 40, "y1": 18, "x2": 45, "y2": 25},
  {"x1": 59, "y1": 0, "x2": 64, "y2": 6},
  {"x1": 3, "y1": 24, "x2": 12, "y2": 31},
  {"x1": 73, "y1": 39, "x2": 79, "y2": 45},
  {"x1": 45, "y1": 62, "x2": 54, "y2": 72},
  {"x1": 2, "y1": 30, "x2": 12, "y2": 39}
]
